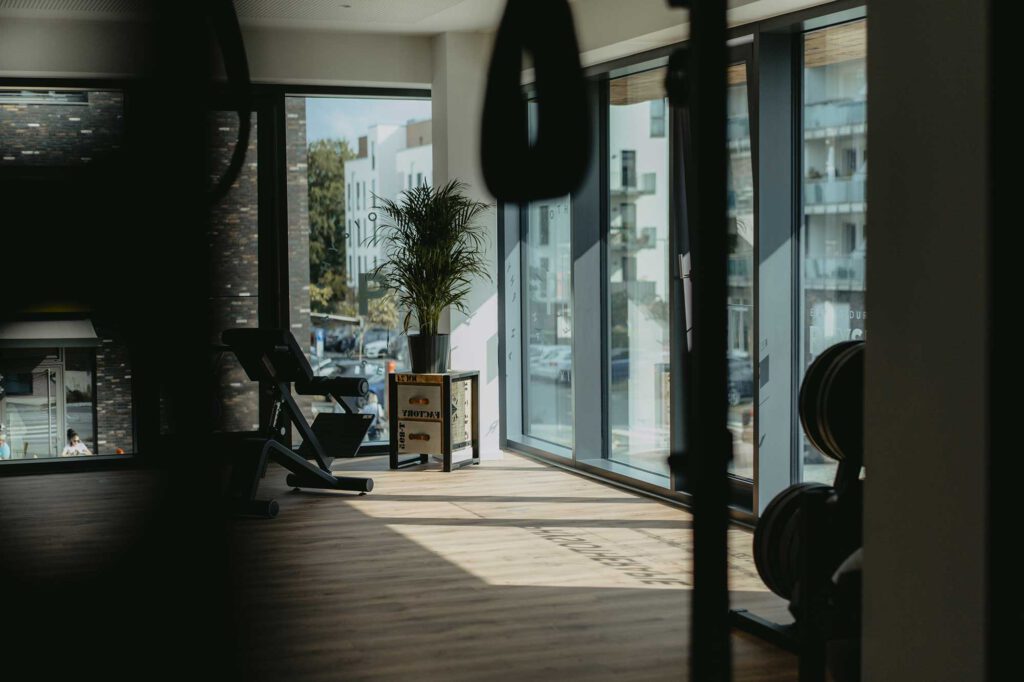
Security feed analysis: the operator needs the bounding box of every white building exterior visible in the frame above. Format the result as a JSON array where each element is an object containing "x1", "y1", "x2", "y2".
[{"x1": 345, "y1": 120, "x2": 432, "y2": 288}]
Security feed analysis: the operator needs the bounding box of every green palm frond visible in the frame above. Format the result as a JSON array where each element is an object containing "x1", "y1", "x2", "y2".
[{"x1": 366, "y1": 180, "x2": 492, "y2": 336}]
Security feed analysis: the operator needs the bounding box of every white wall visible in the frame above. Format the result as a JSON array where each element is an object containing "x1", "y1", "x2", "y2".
[
  {"x1": 395, "y1": 144, "x2": 433, "y2": 191},
  {"x1": 243, "y1": 27, "x2": 431, "y2": 87},
  {"x1": 0, "y1": 17, "x2": 432, "y2": 87},
  {"x1": 431, "y1": 31, "x2": 501, "y2": 459}
]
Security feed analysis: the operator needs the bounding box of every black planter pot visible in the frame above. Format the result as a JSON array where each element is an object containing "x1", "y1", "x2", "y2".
[{"x1": 407, "y1": 333, "x2": 450, "y2": 373}]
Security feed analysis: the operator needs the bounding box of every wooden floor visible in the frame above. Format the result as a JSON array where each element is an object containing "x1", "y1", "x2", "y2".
[{"x1": 0, "y1": 452, "x2": 796, "y2": 681}]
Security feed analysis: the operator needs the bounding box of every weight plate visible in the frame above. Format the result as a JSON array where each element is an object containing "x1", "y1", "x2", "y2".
[
  {"x1": 799, "y1": 341, "x2": 858, "y2": 461},
  {"x1": 821, "y1": 342, "x2": 865, "y2": 467},
  {"x1": 754, "y1": 482, "x2": 829, "y2": 599}
]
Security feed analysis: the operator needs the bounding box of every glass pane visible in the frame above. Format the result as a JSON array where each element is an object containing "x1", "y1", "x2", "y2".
[
  {"x1": 523, "y1": 196, "x2": 573, "y2": 448},
  {"x1": 605, "y1": 68, "x2": 671, "y2": 479},
  {"x1": 727, "y1": 62, "x2": 755, "y2": 480},
  {"x1": 0, "y1": 367, "x2": 59, "y2": 458},
  {"x1": 800, "y1": 20, "x2": 868, "y2": 483},
  {"x1": 2, "y1": 336, "x2": 134, "y2": 459},
  {"x1": 286, "y1": 96, "x2": 432, "y2": 445},
  {"x1": 63, "y1": 348, "x2": 94, "y2": 449}
]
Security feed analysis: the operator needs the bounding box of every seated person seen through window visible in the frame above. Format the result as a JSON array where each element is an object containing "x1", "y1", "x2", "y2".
[
  {"x1": 360, "y1": 392, "x2": 386, "y2": 440},
  {"x1": 61, "y1": 429, "x2": 92, "y2": 457}
]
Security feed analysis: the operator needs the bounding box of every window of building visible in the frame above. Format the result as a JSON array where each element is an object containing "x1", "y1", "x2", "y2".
[
  {"x1": 539, "y1": 206, "x2": 550, "y2": 246},
  {"x1": 650, "y1": 98, "x2": 666, "y2": 138},
  {"x1": 621, "y1": 149, "x2": 637, "y2": 188}
]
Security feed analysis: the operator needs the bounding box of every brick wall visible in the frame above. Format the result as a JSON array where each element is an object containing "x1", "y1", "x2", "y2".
[
  {"x1": 0, "y1": 90, "x2": 123, "y2": 166},
  {"x1": 209, "y1": 111, "x2": 261, "y2": 433},
  {"x1": 285, "y1": 97, "x2": 315, "y2": 423},
  {"x1": 94, "y1": 323, "x2": 133, "y2": 454}
]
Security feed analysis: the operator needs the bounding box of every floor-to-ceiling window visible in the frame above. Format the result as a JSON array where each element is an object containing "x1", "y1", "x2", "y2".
[
  {"x1": 498, "y1": 6, "x2": 865, "y2": 513},
  {"x1": 523, "y1": 196, "x2": 574, "y2": 448},
  {"x1": 726, "y1": 60, "x2": 755, "y2": 481},
  {"x1": 285, "y1": 94, "x2": 431, "y2": 446},
  {"x1": 605, "y1": 68, "x2": 672, "y2": 479},
  {"x1": 800, "y1": 20, "x2": 868, "y2": 483}
]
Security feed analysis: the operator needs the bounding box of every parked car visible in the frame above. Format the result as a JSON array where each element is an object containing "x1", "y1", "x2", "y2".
[
  {"x1": 364, "y1": 339, "x2": 391, "y2": 358},
  {"x1": 727, "y1": 355, "x2": 754, "y2": 406},
  {"x1": 610, "y1": 348, "x2": 630, "y2": 382},
  {"x1": 531, "y1": 346, "x2": 571, "y2": 382}
]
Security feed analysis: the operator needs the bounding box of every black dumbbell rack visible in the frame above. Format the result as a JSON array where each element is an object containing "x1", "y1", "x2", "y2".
[{"x1": 731, "y1": 456, "x2": 862, "y2": 682}]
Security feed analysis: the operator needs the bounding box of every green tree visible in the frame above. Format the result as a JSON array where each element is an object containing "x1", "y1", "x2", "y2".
[
  {"x1": 308, "y1": 139, "x2": 355, "y2": 312},
  {"x1": 368, "y1": 294, "x2": 399, "y2": 330}
]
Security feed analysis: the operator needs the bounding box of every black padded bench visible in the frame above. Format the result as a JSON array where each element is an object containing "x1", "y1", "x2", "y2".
[{"x1": 222, "y1": 328, "x2": 374, "y2": 518}]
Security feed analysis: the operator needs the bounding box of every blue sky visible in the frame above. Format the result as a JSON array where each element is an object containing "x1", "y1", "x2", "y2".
[{"x1": 304, "y1": 97, "x2": 432, "y2": 145}]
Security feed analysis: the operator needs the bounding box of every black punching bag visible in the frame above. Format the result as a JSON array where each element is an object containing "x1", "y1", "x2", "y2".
[{"x1": 481, "y1": 0, "x2": 590, "y2": 202}]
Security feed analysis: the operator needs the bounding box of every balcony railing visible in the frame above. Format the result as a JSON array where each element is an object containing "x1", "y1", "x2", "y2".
[
  {"x1": 609, "y1": 226, "x2": 657, "y2": 251},
  {"x1": 804, "y1": 177, "x2": 866, "y2": 205},
  {"x1": 803, "y1": 100, "x2": 867, "y2": 131},
  {"x1": 728, "y1": 117, "x2": 751, "y2": 143},
  {"x1": 803, "y1": 257, "x2": 866, "y2": 290},
  {"x1": 613, "y1": 171, "x2": 657, "y2": 196},
  {"x1": 728, "y1": 254, "x2": 753, "y2": 286}
]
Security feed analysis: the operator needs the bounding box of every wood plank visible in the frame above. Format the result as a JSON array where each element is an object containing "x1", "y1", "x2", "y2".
[{"x1": 0, "y1": 452, "x2": 797, "y2": 680}]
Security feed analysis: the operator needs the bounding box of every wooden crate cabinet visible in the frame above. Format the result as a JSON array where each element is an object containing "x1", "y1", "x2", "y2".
[{"x1": 388, "y1": 370, "x2": 480, "y2": 471}]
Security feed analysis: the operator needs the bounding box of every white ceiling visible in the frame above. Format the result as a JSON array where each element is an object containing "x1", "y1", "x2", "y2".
[
  {"x1": 0, "y1": 0, "x2": 505, "y2": 32},
  {"x1": 0, "y1": 0, "x2": 763, "y2": 33}
]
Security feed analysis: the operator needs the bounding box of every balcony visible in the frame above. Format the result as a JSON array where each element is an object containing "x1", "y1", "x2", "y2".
[
  {"x1": 804, "y1": 177, "x2": 866, "y2": 207},
  {"x1": 612, "y1": 171, "x2": 657, "y2": 198},
  {"x1": 803, "y1": 99, "x2": 867, "y2": 135},
  {"x1": 727, "y1": 117, "x2": 751, "y2": 146},
  {"x1": 728, "y1": 254, "x2": 753, "y2": 287},
  {"x1": 803, "y1": 256, "x2": 866, "y2": 291},
  {"x1": 609, "y1": 226, "x2": 658, "y2": 252}
]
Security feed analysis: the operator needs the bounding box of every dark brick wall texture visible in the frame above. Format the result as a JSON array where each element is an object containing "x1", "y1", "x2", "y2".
[
  {"x1": 93, "y1": 323, "x2": 134, "y2": 455},
  {"x1": 0, "y1": 90, "x2": 124, "y2": 165},
  {"x1": 209, "y1": 111, "x2": 261, "y2": 433},
  {"x1": 2, "y1": 95, "x2": 303, "y2": 445},
  {"x1": 285, "y1": 97, "x2": 315, "y2": 422}
]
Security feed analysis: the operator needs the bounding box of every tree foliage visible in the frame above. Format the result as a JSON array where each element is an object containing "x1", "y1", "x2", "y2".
[
  {"x1": 308, "y1": 139, "x2": 354, "y2": 312},
  {"x1": 368, "y1": 293, "x2": 399, "y2": 330}
]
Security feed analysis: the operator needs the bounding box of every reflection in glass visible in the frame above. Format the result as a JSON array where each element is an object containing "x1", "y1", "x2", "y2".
[
  {"x1": 606, "y1": 68, "x2": 671, "y2": 478},
  {"x1": 800, "y1": 20, "x2": 868, "y2": 483},
  {"x1": 523, "y1": 197, "x2": 573, "y2": 448},
  {"x1": 286, "y1": 96, "x2": 432, "y2": 444},
  {"x1": 727, "y1": 62, "x2": 756, "y2": 480}
]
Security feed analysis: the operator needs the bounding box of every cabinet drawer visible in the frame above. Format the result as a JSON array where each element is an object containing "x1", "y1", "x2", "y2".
[
  {"x1": 396, "y1": 384, "x2": 443, "y2": 420},
  {"x1": 397, "y1": 419, "x2": 444, "y2": 455}
]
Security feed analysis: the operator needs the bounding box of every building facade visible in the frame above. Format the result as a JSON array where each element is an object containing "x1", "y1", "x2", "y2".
[{"x1": 345, "y1": 120, "x2": 432, "y2": 289}]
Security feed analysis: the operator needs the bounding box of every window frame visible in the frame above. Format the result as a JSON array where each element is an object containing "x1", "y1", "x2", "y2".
[{"x1": 497, "y1": 1, "x2": 867, "y2": 518}]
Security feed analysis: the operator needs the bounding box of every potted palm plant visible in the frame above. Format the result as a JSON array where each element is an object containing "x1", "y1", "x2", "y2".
[{"x1": 368, "y1": 180, "x2": 491, "y2": 373}]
